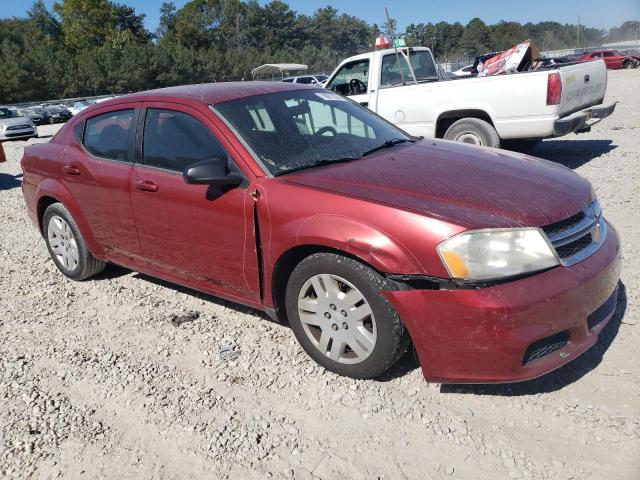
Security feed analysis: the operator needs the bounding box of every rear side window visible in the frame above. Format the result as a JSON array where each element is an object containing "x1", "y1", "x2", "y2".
[
  {"x1": 83, "y1": 109, "x2": 134, "y2": 161},
  {"x1": 143, "y1": 109, "x2": 228, "y2": 172}
]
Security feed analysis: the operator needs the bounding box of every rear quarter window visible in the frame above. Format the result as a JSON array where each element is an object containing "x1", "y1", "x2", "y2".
[{"x1": 83, "y1": 109, "x2": 134, "y2": 161}]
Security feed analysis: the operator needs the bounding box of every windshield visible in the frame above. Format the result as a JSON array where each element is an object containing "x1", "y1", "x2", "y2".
[
  {"x1": 0, "y1": 108, "x2": 16, "y2": 119},
  {"x1": 213, "y1": 89, "x2": 410, "y2": 175}
]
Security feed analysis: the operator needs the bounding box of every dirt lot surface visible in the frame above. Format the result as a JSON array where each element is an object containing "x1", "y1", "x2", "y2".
[{"x1": 1, "y1": 70, "x2": 639, "y2": 480}]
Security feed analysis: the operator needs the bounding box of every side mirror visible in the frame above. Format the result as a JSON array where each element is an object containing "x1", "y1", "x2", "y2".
[{"x1": 183, "y1": 157, "x2": 244, "y2": 186}]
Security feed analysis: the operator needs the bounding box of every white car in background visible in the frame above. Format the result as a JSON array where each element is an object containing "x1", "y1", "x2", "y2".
[
  {"x1": 451, "y1": 65, "x2": 475, "y2": 77},
  {"x1": 282, "y1": 74, "x2": 329, "y2": 85},
  {"x1": 0, "y1": 107, "x2": 37, "y2": 141},
  {"x1": 69, "y1": 100, "x2": 96, "y2": 116}
]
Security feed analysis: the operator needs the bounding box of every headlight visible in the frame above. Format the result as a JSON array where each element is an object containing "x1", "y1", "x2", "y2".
[{"x1": 437, "y1": 228, "x2": 559, "y2": 282}]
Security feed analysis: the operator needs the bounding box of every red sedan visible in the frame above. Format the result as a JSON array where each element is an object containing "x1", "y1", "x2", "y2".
[
  {"x1": 20, "y1": 83, "x2": 621, "y2": 383},
  {"x1": 577, "y1": 49, "x2": 638, "y2": 69}
]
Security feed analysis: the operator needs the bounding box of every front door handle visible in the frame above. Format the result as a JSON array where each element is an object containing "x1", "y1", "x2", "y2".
[
  {"x1": 63, "y1": 165, "x2": 81, "y2": 175},
  {"x1": 134, "y1": 180, "x2": 158, "y2": 192}
]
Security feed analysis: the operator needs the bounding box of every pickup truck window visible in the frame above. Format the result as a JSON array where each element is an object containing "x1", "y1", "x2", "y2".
[
  {"x1": 381, "y1": 51, "x2": 437, "y2": 87},
  {"x1": 326, "y1": 59, "x2": 370, "y2": 97}
]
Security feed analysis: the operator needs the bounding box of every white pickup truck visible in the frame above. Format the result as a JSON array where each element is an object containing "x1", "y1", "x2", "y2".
[{"x1": 324, "y1": 47, "x2": 616, "y2": 149}]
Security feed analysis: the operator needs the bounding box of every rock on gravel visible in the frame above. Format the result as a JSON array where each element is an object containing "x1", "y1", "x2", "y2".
[{"x1": 1, "y1": 70, "x2": 639, "y2": 480}]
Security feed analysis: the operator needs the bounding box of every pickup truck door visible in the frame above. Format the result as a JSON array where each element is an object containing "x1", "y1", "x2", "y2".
[{"x1": 325, "y1": 58, "x2": 373, "y2": 108}]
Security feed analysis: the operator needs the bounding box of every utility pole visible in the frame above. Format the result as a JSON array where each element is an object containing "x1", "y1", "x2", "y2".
[{"x1": 577, "y1": 15, "x2": 580, "y2": 49}]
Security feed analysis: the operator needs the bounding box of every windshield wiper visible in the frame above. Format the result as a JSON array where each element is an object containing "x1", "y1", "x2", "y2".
[
  {"x1": 361, "y1": 138, "x2": 414, "y2": 157},
  {"x1": 274, "y1": 156, "x2": 360, "y2": 176}
]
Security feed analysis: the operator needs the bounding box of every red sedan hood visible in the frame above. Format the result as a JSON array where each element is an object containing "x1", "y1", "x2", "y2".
[{"x1": 284, "y1": 140, "x2": 592, "y2": 229}]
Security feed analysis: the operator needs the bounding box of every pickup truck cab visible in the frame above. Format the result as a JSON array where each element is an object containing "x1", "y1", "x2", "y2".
[{"x1": 325, "y1": 47, "x2": 616, "y2": 149}]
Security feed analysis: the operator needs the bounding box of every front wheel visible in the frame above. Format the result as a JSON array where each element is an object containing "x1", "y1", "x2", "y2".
[
  {"x1": 623, "y1": 60, "x2": 635, "y2": 69},
  {"x1": 443, "y1": 117, "x2": 501, "y2": 148},
  {"x1": 285, "y1": 253, "x2": 410, "y2": 379}
]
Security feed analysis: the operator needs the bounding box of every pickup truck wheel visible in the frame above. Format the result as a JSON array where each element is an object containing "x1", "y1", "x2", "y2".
[
  {"x1": 43, "y1": 203, "x2": 106, "y2": 281},
  {"x1": 444, "y1": 118, "x2": 500, "y2": 148},
  {"x1": 285, "y1": 253, "x2": 410, "y2": 379}
]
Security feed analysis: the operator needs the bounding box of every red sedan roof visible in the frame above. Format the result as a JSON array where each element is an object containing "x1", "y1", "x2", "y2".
[{"x1": 120, "y1": 81, "x2": 314, "y2": 105}]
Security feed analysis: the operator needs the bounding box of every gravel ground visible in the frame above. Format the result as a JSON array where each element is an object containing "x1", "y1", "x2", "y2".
[{"x1": 1, "y1": 69, "x2": 639, "y2": 480}]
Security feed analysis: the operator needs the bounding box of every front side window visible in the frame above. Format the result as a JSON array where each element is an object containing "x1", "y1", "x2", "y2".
[
  {"x1": 83, "y1": 109, "x2": 134, "y2": 161},
  {"x1": 326, "y1": 60, "x2": 370, "y2": 96},
  {"x1": 381, "y1": 51, "x2": 437, "y2": 87},
  {"x1": 602, "y1": 51, "x2": 614, "y2": 57},
  {"x1": 143, "y1": 109, "x2": 228, "y2": 172},
  {"x1": 214, "y1": 89, "x2": 410, "y2": 175}
]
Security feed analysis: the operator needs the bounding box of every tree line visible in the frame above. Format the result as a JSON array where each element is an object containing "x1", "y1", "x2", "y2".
[{"x1": 0, "y1": 0, "x2": 637, "y2": 104}]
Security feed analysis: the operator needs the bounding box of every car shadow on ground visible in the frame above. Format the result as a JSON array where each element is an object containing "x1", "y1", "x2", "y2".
[
  {"x1": 440, "y1": 281, "x2": 627, "y2": 396},
  {"x1": 0, "y1": 173, "x2": 23, "y2": 191},
  {"x1": 527, "y1": 139, "x2": 617, "y2": 169},
  {"x1": 96, "y1": 265, "x2": 626, "y2": 390},
  {"x1": 121, "y1": 269, "x2": 277, "y2": 323}
]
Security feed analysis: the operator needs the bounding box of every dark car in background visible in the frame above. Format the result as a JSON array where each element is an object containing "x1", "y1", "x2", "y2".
[
  {"x1": 40, "y1": 104, "x2": 72, "y2": 124},
  {"x1": 15, "y1": 107, "x2": 50, "y2": 126}
]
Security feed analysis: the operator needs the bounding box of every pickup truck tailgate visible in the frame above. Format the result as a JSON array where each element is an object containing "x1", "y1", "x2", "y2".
[{"x1": 558, "y1": 59, "x2": 607, "y2": 117}]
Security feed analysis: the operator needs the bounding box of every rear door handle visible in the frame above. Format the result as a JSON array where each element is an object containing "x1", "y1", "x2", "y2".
[
  {"x1": 134, "y1": 180, "x2": 158, "y2": 192},
  {"x1": 63, "y1": 165, "x2": 81, "y2": 175}
]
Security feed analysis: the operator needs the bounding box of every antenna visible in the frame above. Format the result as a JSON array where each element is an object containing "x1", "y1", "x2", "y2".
[{"x1": 385, "y1": 7, "x2": 406, "y2": 85}]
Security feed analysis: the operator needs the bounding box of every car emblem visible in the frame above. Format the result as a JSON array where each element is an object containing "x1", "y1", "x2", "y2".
[{"x1": 559, "y1": 352, "x2": 571, "y2": 358}]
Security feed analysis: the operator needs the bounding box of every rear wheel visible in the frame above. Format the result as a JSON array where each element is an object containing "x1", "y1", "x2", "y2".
[
  {"x1": 43, "y1": 203, "x2": 106, "y2": 281},
  {"x1": 285, "y1": 253, "x2": 410, "y2": 379},
  {"x1": 444, "y1": 117, "x2": 501, "y2": 148}
]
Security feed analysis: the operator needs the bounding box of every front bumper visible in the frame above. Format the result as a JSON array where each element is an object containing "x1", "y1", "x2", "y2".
[
  {"x1": 553, "y1": 102, "x2": 617, "y2": 136},
  {"x1": 0, "y1": 128, "x2": 37, "y2": 141},
  {"x1": 383, "y1": 220, "x2": 621, "y2": 383}
]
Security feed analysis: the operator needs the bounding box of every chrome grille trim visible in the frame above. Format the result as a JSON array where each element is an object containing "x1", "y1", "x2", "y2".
[
  {"x1": 6, "y1": 124, "x2": 32, "y2": 131},
  {"x1": 542, "y1": 200, "x2": 606, "y2": 267}
]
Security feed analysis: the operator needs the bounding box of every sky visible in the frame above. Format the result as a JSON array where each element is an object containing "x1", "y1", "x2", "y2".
[{"x1": 1, "y1": 0, "x2": 639, "y2": 32}]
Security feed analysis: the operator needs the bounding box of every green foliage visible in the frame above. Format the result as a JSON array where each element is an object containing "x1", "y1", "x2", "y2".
[{"x1": 0, "y1": 0, "x2": 635, "y2": 103}]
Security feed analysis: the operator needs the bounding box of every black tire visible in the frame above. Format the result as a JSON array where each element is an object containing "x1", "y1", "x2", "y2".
[
  {"x1": 623, "y1": 60, "x2": 634, "y2": 69},
  {"x1": 443, "y1": 117, "x2": 501, "y2": 148},
  {"x1": 285, "y1": 253, "x2": 410, "y2": 379},
  {"x1": 43, "y1": 203, "x2": 106, "y2": 281},
  {"x1": 502, "y1": 138, "x2": 542, "y2": 152}
]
